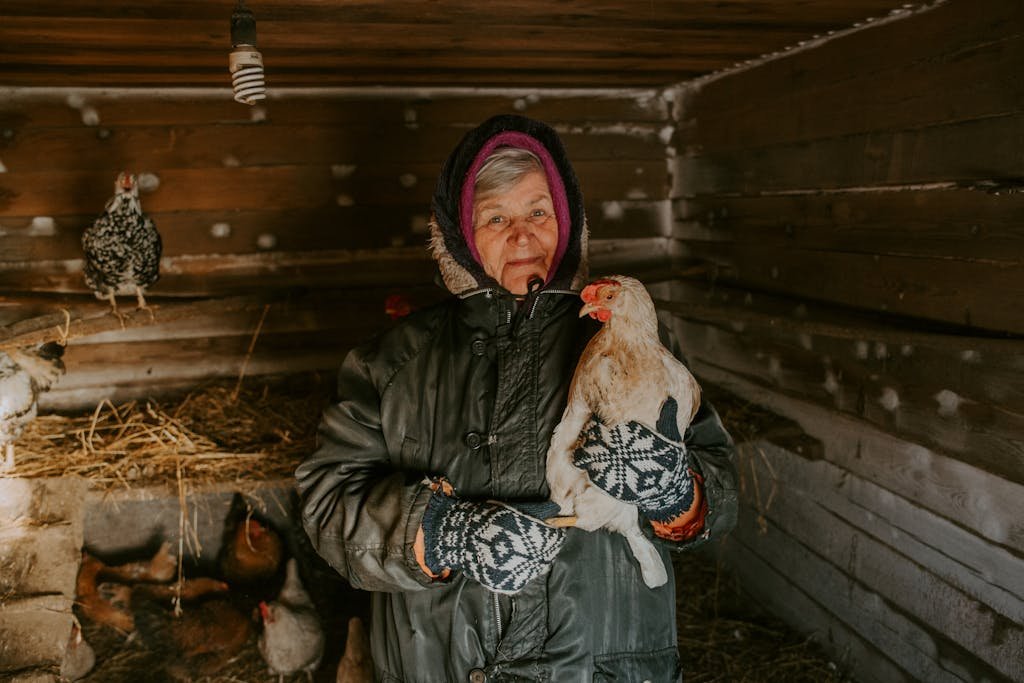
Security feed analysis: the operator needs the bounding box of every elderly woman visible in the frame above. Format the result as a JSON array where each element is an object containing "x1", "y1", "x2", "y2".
[{"x1": 297, "y1": 115, "x2": 737, "y2": 682}]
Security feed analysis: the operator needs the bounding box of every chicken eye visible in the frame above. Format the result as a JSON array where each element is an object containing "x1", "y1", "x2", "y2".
[{"x1": 605, "y1": 293, "x2": 614, "y2": 300}]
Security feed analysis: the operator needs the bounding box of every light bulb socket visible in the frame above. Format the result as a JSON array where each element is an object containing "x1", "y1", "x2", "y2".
[{"x1": 230, "y1": 3, "x2": 258, "y2": 47}]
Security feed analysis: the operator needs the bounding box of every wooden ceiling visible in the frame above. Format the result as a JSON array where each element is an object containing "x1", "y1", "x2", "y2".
[{"x1": 0, "y1": 1, "x2": 909, "y2": 89}]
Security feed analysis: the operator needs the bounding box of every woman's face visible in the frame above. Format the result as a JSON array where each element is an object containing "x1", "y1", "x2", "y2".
[{"x1": 472, "y1": 170, "x2": 560, "y2": 295}]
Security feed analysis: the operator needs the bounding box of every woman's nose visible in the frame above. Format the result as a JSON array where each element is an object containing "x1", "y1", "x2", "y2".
[{"x1": 508, "y1": 217, "x2": 533, "y2": 244}]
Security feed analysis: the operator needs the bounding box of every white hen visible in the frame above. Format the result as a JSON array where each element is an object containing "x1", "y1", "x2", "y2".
[
  {"x1": 546, "y1": 275, "x2": 701, "y2": 588},
  {"x1": 258, "y1": 558, "x2": 325, "y2": 682},
  {"x1": 0, "y1": 342, "x2": 65, "y2": 472}
]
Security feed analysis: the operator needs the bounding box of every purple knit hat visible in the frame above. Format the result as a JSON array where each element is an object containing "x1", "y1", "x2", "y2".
[{"x1": 458, "y1": 131, "x2": 571, "y2": 285}]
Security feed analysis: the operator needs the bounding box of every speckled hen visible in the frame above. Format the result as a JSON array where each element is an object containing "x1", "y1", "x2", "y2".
[{"x1": 82, "y1": 172, "x2": 162, "y2": 316}]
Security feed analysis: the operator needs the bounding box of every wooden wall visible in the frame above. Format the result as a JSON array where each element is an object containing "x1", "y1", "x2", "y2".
[
  {"x1": 668, "y1": 1, "x2": 1024, "y2": 681},
  {"x1": 0, "y1": 88, "x2": 676, "y2": 408}
]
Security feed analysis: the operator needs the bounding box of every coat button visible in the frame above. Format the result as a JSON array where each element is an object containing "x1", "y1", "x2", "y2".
[
  {"x1": 469, "y1": 669, "x2": 486, "y2": 683},
  {"x1": 464, "y1": 432, "x2": 482, "y2": 449},
  {"x1": 471, "y1": 339, "x2": 487, "y2": 356}
]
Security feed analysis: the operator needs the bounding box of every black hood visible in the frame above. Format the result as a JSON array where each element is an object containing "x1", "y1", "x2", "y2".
[{"x1": 428, "y1": 114, "x2": 589, "y2": 295}]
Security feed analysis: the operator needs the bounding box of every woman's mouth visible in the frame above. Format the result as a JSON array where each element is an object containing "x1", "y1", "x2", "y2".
[{"x1": 506, "y1": 257, "x2": 541, "y2": 267}]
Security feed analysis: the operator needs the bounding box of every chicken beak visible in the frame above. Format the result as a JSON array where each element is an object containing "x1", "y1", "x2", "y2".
[{"x1": 579, "y1": 302, "x2": 612, "y2": 322}]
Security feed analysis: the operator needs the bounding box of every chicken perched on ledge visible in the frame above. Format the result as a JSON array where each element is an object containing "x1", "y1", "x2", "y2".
[
  {"x1": 0, "y1": 342, "x2": 65, "y2": 472},
  {"x1": 82, "y1": 172, "x2": 162, "y2": 318},
  {"x1": 546, "y1": 275, "x2": 701, "y2": 588}
]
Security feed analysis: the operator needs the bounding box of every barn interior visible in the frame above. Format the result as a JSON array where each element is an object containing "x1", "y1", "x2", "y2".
[{"x1": 1, "y1": 1, "x2": 1022, "y2": 681}]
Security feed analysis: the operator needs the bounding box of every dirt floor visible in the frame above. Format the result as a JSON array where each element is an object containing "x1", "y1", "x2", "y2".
[{"x1": 672, "y1": 550, "x2": 851, "y2": 683}]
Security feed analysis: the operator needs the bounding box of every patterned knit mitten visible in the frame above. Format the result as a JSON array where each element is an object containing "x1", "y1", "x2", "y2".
[
  {"x1": 572, "y1": 398, "x2": 694, "y2": 523},
  {"x1": 421, "y1": 493, "x2": 565, "y2": 594}
]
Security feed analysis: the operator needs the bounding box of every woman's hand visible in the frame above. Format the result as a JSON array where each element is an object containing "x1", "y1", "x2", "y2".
[
  {"x1": 419, "y1": 491, "x2": 565, "y2": 594},
  {"x1": 571, "y1": 404, "x2": 697, "y2": 524}
]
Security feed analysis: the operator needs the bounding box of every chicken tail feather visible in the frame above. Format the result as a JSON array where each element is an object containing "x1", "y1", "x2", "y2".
[{"x1": 624, "y1": 531, "x2": 668, "y2": 588}]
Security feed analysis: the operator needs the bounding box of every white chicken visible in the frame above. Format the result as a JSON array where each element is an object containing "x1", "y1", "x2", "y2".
[
  {"x1": 0, "y1": 342, "x2": 65, "y2": 473},
  {"x1": 257, "y1": 558, "x2": 325, "y2": 682},
  {"x1": 546, "y1": 275, "x2": 701, "y2": 588}
]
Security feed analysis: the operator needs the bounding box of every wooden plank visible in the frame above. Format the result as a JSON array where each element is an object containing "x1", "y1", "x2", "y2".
[
  {"x1": 673, "y1": 189, "x2": 1024, "y2": 263},
  {"x1": 0, "y1": 124, "x2": 670, "y2": 171},
  {"x1": 685, "y1": 0, "x2": 1023, "y2": 125},
  {"x1": 0, "y1": 248, "x2": 437, "y2": 296},
  {"x1": 0, "y1": 1, "x2": 910, "y2": 29},
  {"x1": 728, "y1": 503, "x2": 1018, "y2": 682},
  {"x1": 0, "y1": 17, "x2": 818, "y2": 55},
  {"x1": 0, "y1": 285, "x2": 443, "y2": 350},
  {"x1": 719, "y1": 535, "x2": 915, "y2": 683},
  {"x1": 674, "y1": 112, "x2": 1024, "y2": 195},
  {"x1": 658, "y1": 280, "x2": 1024, "y2": 358},
  {"x1": 0, "y1": 237, "x2": 672, "y2": 296},
  {"x1": 0, "y1": 91, "x2": 670, "y2": 127},
  {"x1": 0, "y1": 161, "x2": 670, "y2": 217},
  {"x1": 0, "y1": 50, "x2": 729, "y2": 77},
  {"x1": 677, "y1": 240, "x2": 1024, "y2": 334},
  {"x1": 681, "y1": 32, "x2": 1024, "y2": 153},
  {"x1": 660, "y1": 283, "x2": 1024, "y2": 410},
  {"x1": 669, "y1": 310, "x2": 1024, "y2": 484},
  {"x1": 738, "y1": 446, "x2": 1024, "y2": 679},
  {"x1": 0, "y1": 199, "x2": 667, "y2": 263},
  {"x1": 40, "y1": 338, "x2": 352, "y2": 412},
  {"x1": 688, "y1": 361, "x2": 1024, "y2": 554},
  {"x1": 0, "y1": 67, "x2": 710, "y2": 89},
  {"x1": 739, "y1": 440, "x2": 1024, "y2": 615}
]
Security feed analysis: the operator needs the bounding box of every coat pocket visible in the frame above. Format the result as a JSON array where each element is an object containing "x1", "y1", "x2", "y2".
[{"x1": 593, "y1": 646, "x2": 681, "y2": 683}]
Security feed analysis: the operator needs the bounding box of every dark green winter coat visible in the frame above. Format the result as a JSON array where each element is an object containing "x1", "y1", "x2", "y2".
[{"x1": 296, "y1": 115, "x2": 738, "y2": 682}]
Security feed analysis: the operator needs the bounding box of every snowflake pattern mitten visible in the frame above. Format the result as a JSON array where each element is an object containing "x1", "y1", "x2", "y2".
[
  {"x1": 421, "y1": 493, "x2": 565, "y2": 594},
  {"x1": 572, "y1": 400, "x2": 694, "y2": 522}
]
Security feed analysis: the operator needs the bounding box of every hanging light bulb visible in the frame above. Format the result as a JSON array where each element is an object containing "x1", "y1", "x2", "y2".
[{"x1": 229, "y1": 0, "x2": 266, "y2": 105}]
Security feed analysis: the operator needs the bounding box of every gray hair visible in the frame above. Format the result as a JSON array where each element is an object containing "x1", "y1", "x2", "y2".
[{"x1": 474, "y1": 147, "x2": 544, "y2": 200}]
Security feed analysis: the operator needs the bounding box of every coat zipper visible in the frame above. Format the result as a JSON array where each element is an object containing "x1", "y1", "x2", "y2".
[{"x1": 493, "y1": 591, "x2": 503, "y2": 641}]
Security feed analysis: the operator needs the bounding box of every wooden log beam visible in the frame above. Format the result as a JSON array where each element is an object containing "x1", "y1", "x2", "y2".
[
  {"x1": 0, "y1": 294, "x2": 278, "y2": 352},
  {"x1": 654, "y1": 281, "x2": 1024, "y2": 357}
]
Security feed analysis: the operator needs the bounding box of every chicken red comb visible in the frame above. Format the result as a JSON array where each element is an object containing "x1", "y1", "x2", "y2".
[
  {"x1": 580, "y1": 279, "x2": 619, "y2": 303},
  {"x1": 384, "y1": 294, "x2": 412, "y2": 320},
  {"x1": 258, "y1": 601, "x2": 270, "y2": 621},
  {"x1": 245, "y1": 518, "x2": 266, "y2": 538}
]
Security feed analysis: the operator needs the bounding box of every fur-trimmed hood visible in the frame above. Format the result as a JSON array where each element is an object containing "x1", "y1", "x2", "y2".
[{"x1": 428, "y1": 115, "x2": 589, "y2": 295}]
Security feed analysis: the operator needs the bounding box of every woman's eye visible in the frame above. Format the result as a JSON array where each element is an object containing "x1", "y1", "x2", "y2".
[{"x1": 532, "y1": 209, "x2": 546, "y2": 217}]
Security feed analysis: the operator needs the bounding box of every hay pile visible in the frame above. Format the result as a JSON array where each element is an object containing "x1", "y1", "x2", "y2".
[{"x1": 8, "y1": 376, "x2": 331, "y2": 492}]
